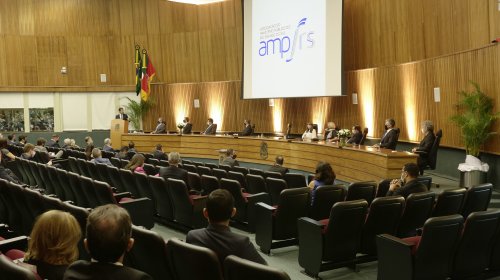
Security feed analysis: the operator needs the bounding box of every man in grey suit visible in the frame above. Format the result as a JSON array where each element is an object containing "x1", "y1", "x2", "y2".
[
  {"x1": 186, "y1": 189, "x2": 267, "y2": 266},
  {"x1": 221, "y1": 148, "x2": 239, "y2": 167},
  {"x1": 268, "y1": 155, "x2": 289, "y2": 176},
  {"x1": 182, "y1": 117, "x2": 193, "y2": 134},
  {"x1": 151, "y1": 117, "x2": 166, "y2": 134},
  {"x1": 202, "y1": 118, "x2": 217, "y2": 135}
]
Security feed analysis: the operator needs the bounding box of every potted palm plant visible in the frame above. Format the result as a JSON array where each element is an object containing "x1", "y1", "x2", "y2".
[
  {"x1": 123, "y1": 98, "x2": 154, "y2": 132},
  {"x1": 451, "y1": 82, "x2": 499, "y2": 187}
]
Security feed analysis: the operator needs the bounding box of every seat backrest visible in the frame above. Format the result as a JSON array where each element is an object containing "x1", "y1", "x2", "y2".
[
  {"x1": 428, "y1": 129, "x2": 442, "y2": 169},
  {"x1": 220, "y1": 179, "x2": 248, "y2": 221},
  {"x1": 187, "y1": 172, "x2": 202, "y2": 192},
  {"x1": 166, "y1": 238, "x2": 223, "y2": 280},
  {"x1": 135, "y1": 172, "x2": 156, "y2": 212},
  {"x1": 107, "y1": 166, "x2": 127, "y2": 193},
  {"x1": 46, "y1": 165, "x2": 66, "y2": 199},
  {"x1": 76, "y1": 158, "x2": 91, "y2": 177},
  {"x1": 86, "y1": 161, "x2": 100, "y2": 181},
  {"x1": 376, "y1": 179, "x2": 392, "y2": 197},
  {"x1": 167, "y1": 178, "x2": 195, "y2": 223},
  {"x1": 273, "y1": 187, "x2": 310, "y2": 240},
  {"x1": 397, "y1": 191, "x2": 436, "y2": 237},
  {"x1": 125, "y1": 225, "x2": 172, "y2": 280},
  {"x1": 201, "y1": 175, "x2": 220, "y2": 195},
  {"x1": 79, "y1": 176, "x2": 100, "y2": 208},
  {"x1": 92, "y1": 180, "x2": 117, "y2": 205},
  {"x1": 147, "y1": 158, "x2": 160, "y2": 166},
  {"x1": 119, "y1": 169, "x2": 141, "y2": 198},
  {"x1": 265, "y1": 177, "x2": 287, "y2": 205},
  {"x1": 95, "y1": 163, "x2": 114, "y2": 186},
  {"x1": 413, "y1": 215, "x2": 463, "y2": 280},
  {"x1": 212, "y1": 168, "x2": 228, "y2": 180},
  {"x1": 227, "y1": 171, "x2": 246, "y2": 188},
  {"x1": 109, "y1": 157, "x2": 121, "y2": 168},
  {"x1": 323, "y1": 200, "x2": 368, "y2": 261},
  {"x1": 56, "y1": 169, "x2": 77, "y2": 204},
  {"x1": 198, "y1": 166, "x2": 212, "y2": 177},
  {"x1": 284, "y1": 173, "x2": 307, "y2": 188},
  {"x1": 143, "y1": 163, "x2": 158, "y2": 176},
  {"x1": 0, "y1": 253, "x2": 38, "y2": 280},
  {"x1": 232, "y1": 166, "x2": 249, "y2": 175},
  {"x1": 360, "y1": 196, "x2": 405, "y2": 255},
  {"x1": 67, "y1": 172, "x2": 90, "y2": 208},
  {"x1": 346, "y1": 181, "x2": 377, "y2": 205},
  {"x1": 219, "y1": 164, "x2": 232, "y2": 173},
  {"x1": 224, "y1": 255, "x2": 290, "y2": 280},
  {"x1": 183, "y1": 164, "x2": 198, "y2": 173},
  {"x1": 309, "y1": 185, "x2": 346, "y2": 220},
  {"x1": 245, "y1": 174, "x2": 267, "y2": 194},
  {"x1": 462, "y1": 183, "x2": 492, "y2": 218},
  {"x1": 264, "y1": 171, "x2": 283, "y2": 179},
  {"x1": 205, "y1": 163, "x2": 219, "y2": 169},
  {"x1": 249, "y1": 168, "x2": 265, "y2": 177},
  {"x1": 452, "y1": 210, "x2": 500, "y2": 278},
  {"x1": 416, "y1": 176, "x2": 432, "y2": 191},
  {"x1": 432, "y1": 188, "x2": 466, "y2": 217},
  {"x1": 67, "y1": 156, "x2": 79, "y2": 173},
  {"x1": 360, "y1": 127, "x2": 369, "y2": 145},
  {"x1": 148, "y1": 176, "x2": 174, "y2": 221}
]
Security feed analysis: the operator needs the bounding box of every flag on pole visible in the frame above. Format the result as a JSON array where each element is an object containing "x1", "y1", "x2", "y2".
[
  {"x1": 140, "y1": 51, "x2": 156, "y2": 101},
  {"x1": 134, "y1": 45, "x2": 142, "y2": 96}
]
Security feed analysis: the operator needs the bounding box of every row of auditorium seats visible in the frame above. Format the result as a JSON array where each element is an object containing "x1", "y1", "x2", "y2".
[{"x1": 377, "y1": 210, "x2": 500, "y2": 280}]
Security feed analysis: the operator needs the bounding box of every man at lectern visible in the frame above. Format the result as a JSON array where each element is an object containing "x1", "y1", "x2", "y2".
[{"x1": 115, "y1": 107, "x2": 128, "y2": 121}]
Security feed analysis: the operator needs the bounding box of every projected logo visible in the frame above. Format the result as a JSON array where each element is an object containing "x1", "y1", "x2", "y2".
[{"x1": 258, "y1": 18, "x2": 315, "y2": 62}]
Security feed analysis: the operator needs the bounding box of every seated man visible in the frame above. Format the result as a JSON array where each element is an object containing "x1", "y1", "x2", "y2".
[
  {"x1": 186, "y1": 189, "x2": 266, "y2": 265},
  {"x1": 102, "y1": 138, "x2": 114, "y2": 152},
  {"x1": 267, "y1": 155, "x2": 289, "y2": 176},
  {"x1": 159, "y1": 152, "x2": 188, "y2": 185},
  {"x1": 7, "y1": 134, "x2": 16, "y2": 145},
  {"x1": 202, "y1": 118, "x2": 217, "y2": 135},
  {"x1": 0, "y1": 152, "x2": 21, "y2": 183},
  {"x1": 221, "y1": 149, "x2": 239, "y2": 167},
  {"x1": 411, "y1": 120, "x2": 436, "y2": 174},
  {"x1": 182, "y1": 117, "x2": 192, "y2": 134},
  {"x1": 128, "y1": 141, "x2": 136, "y2": 153},
  {"x1": 386, "y1": 163, "x2": 427, "y2": 198},
  {"x1": 153, "y1": 144, "x2": 167, "y2": 161},
  {"x1": 151, "y1": 117, "x2": 166, "y2": 134},
  {"x1": 374, "y1": 118, "x2": 398, "y2": 150},
  {"x1": 115, "y1": 146, "x2": 129, "y2": 159},
  {"x1": 46, "y1": 134, "x2": 60, "y2": 148},
  {"x1": 90, "y1": 148, "x2": 113, "y2": 166},
  {"x1": 63, "y1": 204, "x2": 152, "y2": 280}
]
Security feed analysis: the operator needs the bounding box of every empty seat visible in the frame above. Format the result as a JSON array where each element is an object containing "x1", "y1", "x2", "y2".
[
  {"x1": 298, "y1": 200, "x2": 368, "y2": 278},
  {"x1": 86, "y1": 161, "x2": 101, "y2": 181},
  {"x1": 432, "y1": 188, "x2": 466, "y2": 217},
  {"x1": 308, "y1": 185, "x2": 346, "y2": 220},
  {"x1": 376, "y1": 179, "x2": 391, "y2": 197},
  {"x1": 397, "y1": 192, "x2": 436, "y2": 237},
  {"x1": 119, "y1": 169, "x2": 141, "y2": 198},
  {"x1": 461, "y1": 183, "x2": 492, "y2": 218},
  {"x1": 264, "y1": 171, "x2": 282, "y2": 179},
  {"x1": 218, "y1": 165, "x2": 232, "y2": 173},
  {"x1": 283, "y1": 173, "x2": 307, "y2": 188},
  {"x1": 205, "y1": 163, "x2": 219, "y2": 169},
  {"x1": 245, "y1": 174, "x2": 267, "y2": 194},
  {"x1": 79, "y1": 176, "x2": 100, "y2": 208},
  {"x1": 67, "y1": 172, "x2": 90, "y2": 208},
  {"x1": 148, "y1": 176, "x2": 174, "y2": 221},
  {"x1": 168, "y1": 178, "x2": 208, "y2": 229},
  {"x1": 265, "y1": 177, "x2": 287, "y2": 205},
  {"x1": 187, "y1": 172, "x2": 202, "y2": 193},
  {"x1": 416, "y1": 176, "x2": 433, "y2": 191},
  {"x1": 134, "y1": 172, "x2": 156, "y2": 214},
  {"x1": 212, "y1": 168, "x2": 227, "y2": 180},
  {"x1": 200, "y1": 175, "x2": 220, "y2": 195},
  {"x1": 377, "y1": 215, "x2": 464, "y2": 280},
  {"x1": 345, "y1": 181, "x2": 377, "y2": 205},
  {"x1": 183, "y1": 164, "x2": 198, "y2": 174},
  {"x1": 197, "y1": 166, "x2": 212, "y2": 177},
  {"x1": 95, "y1": 163, "x2": 114, "y2": 187},
  {"x1": 227, "y1": 171, "x2": 246, "y2": 188},
  {"x1": 110, "y1": 157, "x2": 121, "y2": 168},
  {"x1": 232, "y1": 166, "x2": 249, "y2": 175},
  {"x1": 255, "y1": 188, "x2": 310, "y2": 254},
  {"x1": 147, "y1": 158, "x2": 160, "y2": 166},
  {"x1": 108, "y1": 166, "x2": 127, "y2": 193},
  {"x1": 249, "y1": 168, "x2": 265, "y2": 177},
  {"x1": 143, "y1": 163, "x2": 159, "y2": 176},
  {"x1": 224, "y1": 255, "x2": 290, "y2": 280}
]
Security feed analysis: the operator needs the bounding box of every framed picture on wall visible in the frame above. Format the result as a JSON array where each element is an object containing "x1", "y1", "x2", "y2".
[
  {"x1": 29, "y1": 108, "x2": 54, "y2": 132},
  {"x1": 0, "y1": 109, "x2": 25, "y2": 132}
]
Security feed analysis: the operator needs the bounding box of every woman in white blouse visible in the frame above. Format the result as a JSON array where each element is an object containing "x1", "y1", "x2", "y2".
[{"x1": 302, "y1": 123, "x2": 318, "y2": 141}]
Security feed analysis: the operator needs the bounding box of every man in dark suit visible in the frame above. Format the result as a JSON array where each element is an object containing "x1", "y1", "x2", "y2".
[
  {"x1": 151, "y1": 117, "x2": 166, "y2": 134},
  {"x1": 268, "y1": 155, "x2": 289, "y2": 175},
  {"x1": 412, "y1": 120, "x2": 436, "y2": 174},
  {"x1": 202, "y1": 118, "x2": 217, "y2": 135},
  {"x1": 159, "y1": 151, "x2": 188, "y2": 185},
  {"x1": 153, "y1": 143, "x2": 167, "y2": 161},
  {"x1": 182, "y1": 117, "x2": 193, "y2": 134},
  {"x1": 46, "y1": 134, "x2": 60, "y2": 148},
  {"x1": 186, "y1": 189, "x2": 267, "y2": 266},
  {"x1": 374, "y1": 118, "x2": 398, "y2": 150},
  {"x1": 386, "y1": 163, "x2": 427, "y2": 198},
  {"x1": 115, "y1": 107, "x2": 128, "y2": 121},
  {"x1": 221, "y1": 149, "x2": 239, "y2": 167},
  {"x1": 241, "y1": 119, "x2": 252, "y2": 136},
  {"x1": 63, "y1": 204, "x2": 152, "y2": 280}
]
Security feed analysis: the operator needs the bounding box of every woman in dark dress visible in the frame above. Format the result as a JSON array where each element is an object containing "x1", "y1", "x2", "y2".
[{"x1": 347, "y1": 125, "x2": 363, "y2": 145}]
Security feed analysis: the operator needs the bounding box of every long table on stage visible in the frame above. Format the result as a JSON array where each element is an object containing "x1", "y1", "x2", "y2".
[{"x1": 121, "y1": 134, "x2": 418, "y2": 183}]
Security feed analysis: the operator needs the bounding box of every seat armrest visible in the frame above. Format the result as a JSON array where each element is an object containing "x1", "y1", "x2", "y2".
[
  {"x1": 299, "y1": 217, "x2": 325, "y2": 228},
  {"x1": 376, "y1": 234, "x2": 413, "y2": 280},
  {"x1": 0, "y1": 224, "x2": 17, "y2": 239},
  {"x1": 189, "y1": 190, "x2": 202, "y2": 196},
  {"x1": 246, "y1": 193, "x2": 272, "y2": 232},
  {"x1": 119, "y1": 197, "x2": 155, "y2": 229},
  {"x1": 256, "y1": 202, "x2": 276, "y2": 211},
  {"x1": 0, "y1": 236, "x2": 29, "y2": 253},
  {"x1": 413, "y1": 151, "x2": 427, "y2": 155},
  {"x1": 255, "y1": 201, "x2": 276, "y2": 253},
  {"x1": 297, "y1": 217, "x2": 324, "y2": 275},
  {"x1": 114, "y1": 192, "x2": 132, "y2": 200}
]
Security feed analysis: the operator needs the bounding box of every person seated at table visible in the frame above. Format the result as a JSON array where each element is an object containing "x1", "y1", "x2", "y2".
[
  {"x1": 151, "y1": 117, "x2": 167, "y2": 134},
  {"x1": 411, "y1": 120, "x2": 436, "y2": 174},
  {"x1": 302, "y1": 123, "x2": 318, "y2": 141},
  {"x1": 386, "y1": 163, "x2": 427, "y2": 198},
  {"x1": 373, "y1": 118, "x2": 398, "y2": 150},
  {"x1": 102, "y1": 138, "x2": 114, "y2": 152},
  {"x1": 268, "y1": 155, "x2": 289, "y2": 176},
  {"x1": 221, "y1": 149, "x2": 239, "y2": 167},
  {"x1": 202, "y1": 118, "x2": 217, "y2": 135},
  {"x1": 308, "y1": 162, "x2": 336, "y2": 206},
  {"x1": 153, "y1": 144, "x2": 167, "y2": 161},
  {"x1": 159, "y1": 152, "x2": 188, "y2": 185},
  {"x1": 182, "y1": 117, "x2": 193, "y2": 134},
  {"x1": 125, "y1": 154, "x2": 147, "y2": 174},
  {"x1": 24, "y1": 210, "x2": 81, "y2": 280},
  {"x1": 347, "y1": 125, "x2": 363, "y2": 145},
  {"x1": 241, "y1": 119, "x2": 252, "y2": 136},
  {"x1": 324, "y1": 122, "x2": 339, "y2": 141},
  {"x1": 90, "y1": 148, "x2": 113, "y2": 166}
]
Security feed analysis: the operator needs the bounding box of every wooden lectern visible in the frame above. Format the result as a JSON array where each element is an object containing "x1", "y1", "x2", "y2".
[{"x1": 110, "y1": 119, "x2": 128, "y2": 150}]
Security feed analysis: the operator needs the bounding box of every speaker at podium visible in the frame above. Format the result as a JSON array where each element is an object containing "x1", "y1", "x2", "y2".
[{"x1": 110, "y1": 119, "x2": 128, "y2": 150}]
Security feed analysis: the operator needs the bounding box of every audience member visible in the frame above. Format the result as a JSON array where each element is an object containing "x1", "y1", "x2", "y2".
[
  {"x1": 84, "y1": 136, "x2": 93, "y2": 147},
  {"x1": 268, "y1": 155, "x2": 289, "y2": 175},
  {"x1": 151, "y1": 117, "x2": 166, "y2": 134},
  {"x1": 24, "y1": 210, "x2": 81, "y2": 280},
  {"x1": 202, "y1": 118, "x2": 217, "y2": 135},
  {"x1": 90, "y1": 148, "x2": 113, "y2": 166},
  {"x1": 84, "y1": 144, "x2": 95, "y2": 161},
  {"x1": 241, "y1": 119, "x2": 252, "y2": 136},
  {"x1": 125, "y1": 154, "x2": 146, "y2": 174},
  {"x1": 34, "y1": 137, "x2": 48, "y2": 153},
  {"x1": 70, "y1": 139, "x2": 80, "y2": 149},
  {"x1": 115, "y1": 146, "x2": 129, "y2": 159},
  {"x1": 159, "y1": 152, "x2": 188, "y2": 184},
  {"x1": 386, "y1": 163, "x2": 427, "y2": 198},
  {"x1": 153, "y1": 144, "x2": 167, "y2": 161},
  {"x1": 324, "y1": 122, "x2": 339, "y2": 141},
  {"x1": 47, "y1": 134, "x2": 61, "y2": 148},
  {"x1": 0, "y1": 152, "x2": 21, "y2": 183},
  {"x1": 18, "y1": 135, "x2": 27, "y2": 146},
  {"x1": 62, "y1": 138, "x2": 71, "y2": 149},
  {"x1": 308, "y1": 162, "x2": 336, "y2": 206},
  {"x1": 182, "y1": 117, "x2": 192, "y2": 134},
  {"x1": 374, "y1": 118, "x2": 398, "y2": 150},
  {"x1": 186, "y1": 189, "x2": 267, "y2": 266},
  {"x1": 347, "y1": 125, "x2": 363, "y2": 145},
  {"x1": 302, "y1": 123, "x2": 317, "y2": 141},
  {"x1": 0, "y1": 138, "x2": 16, "y2": 162},
  {"x1": 102, "y1": 138, "x2": 113, "y2": 152},
  {"x1": 221, "y1": 149, "x2": 239, "y2": 167},
  {"x1": 412, "y1": 120, "x2": 436, "y2": 174},
  {"x1": 21, "y1": 143, "x2": 36, "y2": 160},
  {"x1": 115, "y1": 107, "x2": 128, "y2": 121},
  {"x1": 128, "y1": 141, "x2": 136, "y2": 153},
  {"x1": 7, "y1": 133, "x2": 16, "y2": 145},
  {"x1": 63, "y1": 204, "x2": 152, "y2": 280}
]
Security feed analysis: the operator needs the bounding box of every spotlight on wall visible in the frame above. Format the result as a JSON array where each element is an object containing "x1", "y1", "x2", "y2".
[{"x1": 60, "y1": 66, "x2": 67, "y2": 74}]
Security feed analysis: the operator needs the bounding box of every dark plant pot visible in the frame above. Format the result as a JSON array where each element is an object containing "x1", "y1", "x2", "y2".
[{"x1": 459, "y1": 170, "x2": 487, "y2": 188}]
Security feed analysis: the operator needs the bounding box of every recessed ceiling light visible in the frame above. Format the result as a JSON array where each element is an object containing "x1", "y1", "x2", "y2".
[{"x1": 168, "y1": 0, "x2": 225, "y2": 5}]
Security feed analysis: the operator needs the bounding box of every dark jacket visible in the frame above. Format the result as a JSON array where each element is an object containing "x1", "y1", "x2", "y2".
[
  {"x1": 115, "y1": 113, "x2": 129, "y2": 121},
  {"x1": 379, "y1": 129, "x2": 398, "y2": 150},
  {"x1": 241, "y1": 125, "x2": 252, "y2": 136},
  {"x1": 221, "y1": 157, "x2": 239, "y2": 168},
  {"x1": 182, "y1": 123, "x2": 193, "y2": 134},
  {"x1": 386, "y1": 179, "x2": 428, "y2": 198},
  {"x1": 159, "y1": 165, "x2": 188, "y2": 185},
  {"x1": 186, "y1": 224, "x2": 267, "y2": 266},
  {"x1": 203, "y1": 124, "x2": 217, "y2": 135},
  {"x1": 416, "y1": 132, "x2": 436, "y2": 154},
  {"x1": 153, "y1": 150, "x2": 167, "y2": 161},
  {"x1": 46, "y1": 139, "x2": 60, "y2": 148},
  {"x1": 63, "y1": 260, "x2": 151, "y2": 280},
  {"x1": 347, "y1": 132, "x2": 363, "y2": 145},
  {"x1": 268, "y1": 165, "x2": 289, "y2": 176}
]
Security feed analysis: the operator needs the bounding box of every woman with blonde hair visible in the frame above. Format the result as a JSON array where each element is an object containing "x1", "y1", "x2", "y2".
[
  {"x1": 125, "y1": 153, "x2": 146, "y2": 174},
  {"x1": 24, "y1": 210, "x2": 81, "y2": 280}
]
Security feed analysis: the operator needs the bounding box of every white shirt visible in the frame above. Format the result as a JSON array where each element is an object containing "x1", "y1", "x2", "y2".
[{"x1": 302, "y1": 129, "x2": 317, "y2": 140}]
